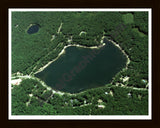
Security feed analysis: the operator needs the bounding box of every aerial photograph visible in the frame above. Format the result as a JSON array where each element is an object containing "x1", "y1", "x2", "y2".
[{"x1": 10, "y1": 9, "x2": 150, "y2": 117}]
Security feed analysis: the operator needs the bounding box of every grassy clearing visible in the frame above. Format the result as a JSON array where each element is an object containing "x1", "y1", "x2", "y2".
[{"x1": 122, "y1": 13, "x2": 134, "y2": 24}]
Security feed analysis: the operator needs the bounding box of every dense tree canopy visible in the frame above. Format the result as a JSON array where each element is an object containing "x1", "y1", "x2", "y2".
[
  {"x1": 11, "y1": 11, "x2": 149, "y2": 115},
  {"x1": 12, "y1": 79, "x2": 148, "y2": 115}
]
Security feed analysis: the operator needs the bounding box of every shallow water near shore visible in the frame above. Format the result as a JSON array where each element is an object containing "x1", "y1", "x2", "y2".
[{"x1": 35, "y1": 40, "x2": 127, "y2": 93}]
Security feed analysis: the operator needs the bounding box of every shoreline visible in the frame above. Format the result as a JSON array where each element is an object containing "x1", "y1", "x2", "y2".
[
  {"x1": 11, "y1": 75, "x2": 147, "y2": 96},
  {"x1": 34, "y1": 43, "x2": 106, "y2": 74},
  {"x1": 108, "y1": 39, "x2": 131, "y2": 86},
  {"x1": 12, "y1": 38, "x2": 135, "y2": 96},
  {"x1": 108, "y1": 39, "x2": 130, "y2": 68},
  {"x1": 34, "y1": 37, "x2": 130, "y2": 75}
]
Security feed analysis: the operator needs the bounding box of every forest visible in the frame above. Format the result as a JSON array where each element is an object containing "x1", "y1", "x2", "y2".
[
  {"x1": 12, "y1": 79, "x2": 148, "y2": 115},
  {"x1": 11, "y1": 11, "x2": 149, "y2": 115}
]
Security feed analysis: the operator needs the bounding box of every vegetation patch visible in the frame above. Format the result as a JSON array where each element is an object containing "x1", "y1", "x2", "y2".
[
  {"x1": 27, "y1": 24, "x2": 40, "y2": 34},
  {"x1": 11, "y1": 11, "x2": 149, "y2": 115},
  {"x1": 12, "y1": 79, "x2": 148, "y2": 115},
  {"x1": 132, "y1": 28, "x2": 146, "y2": 37},
  {"x1": 122, "y1": 13, "x2": 134, "y2": 24}
]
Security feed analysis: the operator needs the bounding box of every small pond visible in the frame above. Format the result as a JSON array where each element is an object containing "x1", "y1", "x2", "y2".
[{"x1": 27, "y1": 24, "x2": 39, "y2": 34}]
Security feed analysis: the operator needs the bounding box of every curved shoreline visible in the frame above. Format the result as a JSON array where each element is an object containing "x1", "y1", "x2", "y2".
[
  {"x1": 34, "y1": 38, "x2": 130, "y2": 75},
  {"x1": 12, "y1": 39, "x2": 132, "y2": 95},
  {"x1": 34, "y1": 43, "x2": 106, "y2": 74},
  {"x1": 108, "y1": 39, "x2": 130, "y2": 68}
]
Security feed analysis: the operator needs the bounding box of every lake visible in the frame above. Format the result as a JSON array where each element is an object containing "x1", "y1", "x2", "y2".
[
  {"x1": 35, "y1": 39, "x2": 127, "y2": 93},
  {"x1": 27, "y1": 24, "x2": 39, "y2": 34}
]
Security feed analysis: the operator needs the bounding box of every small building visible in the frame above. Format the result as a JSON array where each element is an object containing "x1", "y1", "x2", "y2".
[
  {"x1": 11, "y1": 79, "x2": 22, "y2": 85},
  {"x1": 127, "y1": 92, "x2": 132, "y2": 98},
  {"x1": 98, "y1": 99, "x2": 103, "y2": 103},
  {"x1": 142, "y1": 79, "x2": 147, "y2": 83},
  {"x1": 98, "y1": 105, "x2": 105, "y2": 109},
  {"x1": 123, "y1": 76, "x2": 129, "y2": 83},
  {"x1": 29, "y1": 94, "x2": 33, "y2": 97},
  {"x1": 109, "y1": 90, "x2": 114, "y2": 96},
  {"x1": 105, "y1": 92, "x2": 108, "y2": 95}
]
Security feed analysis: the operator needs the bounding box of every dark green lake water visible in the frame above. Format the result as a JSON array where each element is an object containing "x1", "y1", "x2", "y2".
[{"x1": 35, "y1": 40, "x2": 127, "y2": 93}]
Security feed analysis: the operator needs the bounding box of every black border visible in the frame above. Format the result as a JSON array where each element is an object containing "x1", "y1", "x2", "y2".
[{"x1": 0, "y1": 0, "x2": 160, "y2": 128}]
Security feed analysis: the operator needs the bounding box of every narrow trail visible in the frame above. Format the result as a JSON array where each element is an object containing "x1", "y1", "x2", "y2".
[
  {"x1": 11, "y1": 75, "x2": 65, "y2": 96},
  {"x1": 11, "y1": 75, "x2": 148, "y2": 110},
  {"x1": 11, "y1": 38, "x2": 147, "y2": 97},
  {"x1": 57, "y1": 22, "x2": 63, "y2": 34}
]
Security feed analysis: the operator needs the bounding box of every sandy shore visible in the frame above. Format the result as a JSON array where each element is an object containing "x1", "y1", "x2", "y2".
[
  {"x1": 34, "y1": 43, "x2": 106, "y2": 74},
  {"x1": 34, "y1": 37, "x2": 130, "y2": 75},
  {"x1": 108, "y1": 39, "x2": 130, "y2": 68}
]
